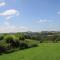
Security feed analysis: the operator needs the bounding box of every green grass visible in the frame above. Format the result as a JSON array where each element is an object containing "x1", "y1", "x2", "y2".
[{"x1": 0, "y1": 43, "x2": 60, "y2": 60}]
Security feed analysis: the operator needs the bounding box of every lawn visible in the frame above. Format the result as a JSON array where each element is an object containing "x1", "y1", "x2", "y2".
[{"x1": 0, "y1": 43, "x2": 60, "y2": 60}]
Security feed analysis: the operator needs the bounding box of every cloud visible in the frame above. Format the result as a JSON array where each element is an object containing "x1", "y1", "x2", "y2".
[
  {"x1": 0, "y1": 25, "x2": 30, "y2": 33},
  {"x1": 0, "y1": 2, "x2": 6, "y2": 7},
  {"x1": 0, "y1": 9, "x2": 20, "y2": 20},
  {"x1": 36, "y1": 19, "x2": 48, "y2": 23},
  {"x1": 0, "y1": 9, "x2": 19, "y2": 16},
  {"x1": 57, "y1": 11, "x2": 60, "y2": 14},
  {"x1": 6, "y1": 16, "x2": 13, "y2": 20},
  {"x1": 0, "y1": 21, "x2": 30, "y2": 33}
]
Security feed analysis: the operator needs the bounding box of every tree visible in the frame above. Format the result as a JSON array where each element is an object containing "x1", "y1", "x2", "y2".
[
  {"x1": 15, "y1": 32, "x2": 25, "y2": 40},
  {"x1": 4, "y1": 35, "x2": 20, "y2": 48}
]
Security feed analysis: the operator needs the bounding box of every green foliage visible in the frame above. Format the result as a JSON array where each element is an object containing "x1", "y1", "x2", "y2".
[
  {"x1": 19, "y1": 35, "x2": 25, "y2": 40},
  {"x1": 4, "y1": 35, "x2": 14, "y2": 43},
  {"x1": 15, "y1": 32, "x2": 25, "y2": 40},
  {"x1": 0, "y1": 33, "x2": 38, "y2": 54},
  {"x1": 0, "y1": 31, "x2": 60, "y2": 55},
  {"x1": 25, "y1": 39, "x2": 38, "y2": 48},
  {"x1": 0, "y1": 35, "x2": 4, "y2": 40},
  {"x1": 0, "y1": 40, "x2": 8, "y2": 47},
  {"x1": 19, "y1": 41, "x2": 28, "y2": 49}
]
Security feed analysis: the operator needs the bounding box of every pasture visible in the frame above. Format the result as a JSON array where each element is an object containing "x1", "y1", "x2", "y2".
[{"x1": 0, "y1": 43, "x2": 60, "y2": 60}]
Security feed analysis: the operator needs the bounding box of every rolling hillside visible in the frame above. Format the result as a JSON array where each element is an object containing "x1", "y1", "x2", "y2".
[{"x1": 0, "y1": 43, "x2": 60, "y2": 60}]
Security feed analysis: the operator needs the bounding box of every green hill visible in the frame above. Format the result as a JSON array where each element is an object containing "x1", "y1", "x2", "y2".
[{"x1": 0, "y1": 43, "x2": 60, "y2": 60}]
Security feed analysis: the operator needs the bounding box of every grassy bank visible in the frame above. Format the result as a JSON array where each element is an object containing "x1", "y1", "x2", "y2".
[{"x1": 0, "y1": 43, "x2": 60, "y2": 60}]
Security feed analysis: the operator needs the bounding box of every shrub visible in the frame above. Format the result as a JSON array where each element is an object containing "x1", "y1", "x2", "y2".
[
  {"x1": 0, "y1": 46, "x2": 7, "y2": 54},
  {"x1": 25, "y1": 39, "x2": 38, "y2": 48},
  {"x1": 0, "y1": 35, "x2": 4, "y2": 40},
  {"x1": 4, "y1": 35, "x2": 20, "y2": 49},
  {"x1": 19, "y1": 41, "x2": 28, "y2": 49}
]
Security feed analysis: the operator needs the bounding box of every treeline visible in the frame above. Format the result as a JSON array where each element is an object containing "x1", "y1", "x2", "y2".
[
  {"x1": 23, "y1": 31, "x2": 60, "y2": 43},
  {"x1": 19, "y1": 31, "x2": 60, "y2": 43},
  {"x1": 0, "y1": 31, "x2": 60, "y2": 55}
]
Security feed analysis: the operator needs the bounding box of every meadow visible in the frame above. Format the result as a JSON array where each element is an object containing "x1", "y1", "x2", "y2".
[{"x1": 0, "y1": 43, "x2": 60, "y2": 60}]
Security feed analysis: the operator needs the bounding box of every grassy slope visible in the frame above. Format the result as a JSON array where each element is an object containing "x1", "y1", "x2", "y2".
[{"x1": 0, "y1": 43, "x2": 60, "y2": 60}]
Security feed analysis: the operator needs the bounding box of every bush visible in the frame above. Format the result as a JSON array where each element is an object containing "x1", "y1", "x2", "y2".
[
  {"x1": 0, "y1": 35, "x2": 4, "y2": 40},
  {"x1": 25, "y1": 39, "x2": 38, "y2": 48},
  {"x1": 4, "y1": 35, "x2": 20, "y2": 49},
  {"x1": 0, "y1": 46, "x2": 7, "y2": 54},
  {"x1": 19, "y1": 41, "x2": 28, "y2": 49}
]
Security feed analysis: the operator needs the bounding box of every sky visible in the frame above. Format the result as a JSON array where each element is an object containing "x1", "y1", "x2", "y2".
[{"x1": 0, "y1": 0, "x2": 60, "y2": 33}]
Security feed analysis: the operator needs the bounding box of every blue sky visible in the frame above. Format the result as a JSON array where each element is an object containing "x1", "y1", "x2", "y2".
[{"x1": 0, "y1": 0, "x2": 60, "y2": 33}]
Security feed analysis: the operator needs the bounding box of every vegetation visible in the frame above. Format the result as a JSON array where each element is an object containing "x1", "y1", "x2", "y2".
[
  {"x1": 0, "y1": 31, "x2": 60, "y2": 55},
  {"x1": 0, "y1": 32, "x2": 38, "y2": 55}
]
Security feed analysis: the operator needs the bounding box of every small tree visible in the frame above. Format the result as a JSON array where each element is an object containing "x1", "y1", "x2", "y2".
[{"x1": 4, "y1": 35, "x2": 20, "y2": 49}]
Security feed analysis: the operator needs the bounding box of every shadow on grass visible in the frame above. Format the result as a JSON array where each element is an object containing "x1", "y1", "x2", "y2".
[{"x1": 0, "y1": 45, "x2": 38, "y2": 55}]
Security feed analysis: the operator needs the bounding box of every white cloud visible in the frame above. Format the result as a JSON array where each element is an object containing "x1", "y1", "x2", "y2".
[
  {"x1": 6, "y1": 16, "x2": 13, "y2": 20},
  {"x1": 0, "y1": 9, "x2": 19, "y2": 16},
  {"x1": 36, "y1": 19, "x2": 48, "y2": 23},
  {"x1": 0, "y1": 9, "x2": 20, "y2": 20},
  {"x1": 0, "y1": 2, "x2": 6, "y2": 7},
  {"x1": 0, "y1": 23, "x2": 30, "y2": 33},
  {"x1": 57, "y1": 11, "x2": 60, "y2": 14}
]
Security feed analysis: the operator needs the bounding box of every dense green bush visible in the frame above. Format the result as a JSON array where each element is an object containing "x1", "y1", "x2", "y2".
[
  {"x1": 0, "y1": 35, "x2": 4, "y2": 40},
  {"x1": 4, "y1": 35, "x2": 20, "y2": 48},
  {"x1": 25, "y1": 39, "x2": 38, "y2": 48},
  {"x1": 19, "y1": 41, "x2": 28, "y2": 49}
]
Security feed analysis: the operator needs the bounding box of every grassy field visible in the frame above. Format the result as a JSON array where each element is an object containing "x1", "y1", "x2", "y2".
[{"x1": 0, "y1": 43, "x2": 60, "y2": 60}]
